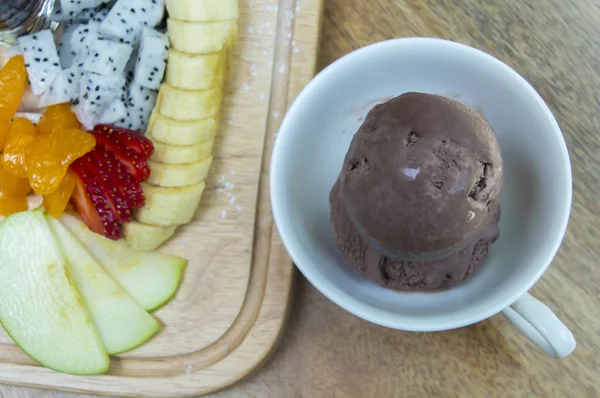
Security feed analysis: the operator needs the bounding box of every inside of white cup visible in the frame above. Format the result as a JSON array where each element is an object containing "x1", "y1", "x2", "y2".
[{"x1": 271, "y1": 38, "x2": 571, "y2": 330}]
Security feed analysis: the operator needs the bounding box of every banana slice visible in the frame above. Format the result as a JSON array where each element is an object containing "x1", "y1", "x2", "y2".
[
  {"x1": 147, "y1": 157, "x2": 213, "y2": 187},
  {"x1": 149, "y1": 137, "x2": 215, "y2": 164},
  {"x1": 147, "y1": 111, "x2": 218, "y2": 145},
  {"x1": 159, "y1": 84, "x2": 223, "y2": 121},
  {"x1": 167, "y1": 19, "x2": 238, "y2": 54},
  {"x1": 122, "y1": 221, "x2": 177, "y2": 252},
  {"x1": 166, "y1": 50, "x2": 226, "y2": 90},
  {"x1": 165, "y1": 0, "x2": 239, "y2": 21},
  {"x1": 135, "y1": 182, "x2": 206, "y2": 227}
]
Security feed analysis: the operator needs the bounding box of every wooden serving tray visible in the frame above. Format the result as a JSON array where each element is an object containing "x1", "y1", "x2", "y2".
[{"x1": 0, "y1": 0, "x2": 323, "y2": 396}]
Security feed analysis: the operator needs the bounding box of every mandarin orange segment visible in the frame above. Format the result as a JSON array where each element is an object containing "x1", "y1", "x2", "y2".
[
  {"x1": 0, "y1": 161, "x2": 29, "y2": 217},
  {"x1": 0, "y1": 55, "x2": 28, "y2": 150},
  {"x1": 0, "y1": 163, "x2": 31, "y2": 197},
  {"x1": 25, "y1": 128, "x2": 96, "y2": 195},
  {"x1": 3, "y1": 117, "x2": 38, "y2": 178},
  {"x1": 0, "y1": 194, "x2": 29, "y2": 217},
  {"x1": 37, "y1": 103, "x2": 81, "y2": 135},
  {"x1": 0, "y1": 193, "x2": 28, "y2": 216},
  {"x1": 43, "y1": 170, "x2": 77, "y2": 218}
]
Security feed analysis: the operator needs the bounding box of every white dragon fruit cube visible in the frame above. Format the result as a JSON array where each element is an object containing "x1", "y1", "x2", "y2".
[
  {"x1": 70, "y1": 22, "x2": 100, "y2": 57},
  {"x1": 59, "y1": 0, "x2": 104, "y2": 20},
  {"x1": 18, "y1": 30, "x2": 62, "y2": 96},
  {"x1": 99, "y1": 0, "x2": 165, "y2": 46},
  {"x1": 54, "y1": 2, "x2": 112, "y2": 24},
  {"x1": 133, "y1": 28, "x2": 168, "y2": 90},
  {"x1": 83, "y1": 38, "x2": 133, "y2": 75},
  {"x1": 53, "y1": 6, "x2": 86, "y2": 23},
  {"x1": 73, "y1": 103, "x2": 96, "y2": 131},
  {"x1": 76, "y1": 72, "x2": 126, "y2": 129},
  {"x1": 97, "y1": 99, "x2": 128, "y2": 126},
  {"x1": 126, "y1": 81, "x2": 157, "y2": 131},
  {"x1": 79, "y1": 72, "x2": 126, "y2": 112},
  {"x1": 76, "y1": 4, "x2": 112, "y2": 23},
  {"x1": 39, "y1": 68, "x2": 79, "y2": 108},
  {"x1": 7, "y1": 45, "x2": 22, "y2": 58},
  {"x1": 57, "y1": 24, "x2": 79, "y2": 69}
]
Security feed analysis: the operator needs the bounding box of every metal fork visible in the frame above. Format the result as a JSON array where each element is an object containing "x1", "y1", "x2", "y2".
[{"x1": 0, "y1": 0, "x2": 57, "y2": 46}]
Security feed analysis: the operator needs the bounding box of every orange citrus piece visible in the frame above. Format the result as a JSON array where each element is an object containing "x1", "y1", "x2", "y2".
[
  {"x1": 0, "y1": 161, "x2": 28, "y2": 216},
  {"x1": 0, "y1": 167, "x2": 30, "y2": 197},
  {"x1": 0, "y1": 55, "x2": 27, "y2": 150},
  {"x1": 0, "y1": 193, "x2": 28, "y2": 216},
  {"x1": 25, "y1": 128, "x2": 96, "y2": 195},
  {"x1": 3, "y1": 117, "x2": 38, "y2": 178},
  {"x1": 43, "y1": 170, "x2": 77, "y2": 218},
  {"x1": 38, "y1": 103, "x2": 80, "y2": 135}
]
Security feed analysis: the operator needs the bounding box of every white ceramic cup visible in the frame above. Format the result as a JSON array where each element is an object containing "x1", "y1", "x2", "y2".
[{"x1": 270, "y1": 38, "x2": 576, "y2": 358}]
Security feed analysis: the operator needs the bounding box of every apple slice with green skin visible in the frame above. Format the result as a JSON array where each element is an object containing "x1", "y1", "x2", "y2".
[
  {"x1": 59, "y1": 213, "x2": 187, "y2": 312},
  {"x1": 47, "y1": 216, "x2": 161, "y2": 354},
  {"x1": 0, "y1": 211, "x2": 109, "y2": 375}
]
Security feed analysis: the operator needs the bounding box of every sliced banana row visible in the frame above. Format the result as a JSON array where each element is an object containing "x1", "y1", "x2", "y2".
[{"x1": 124, "y1": 0, "x2": 239, "y2": 251}]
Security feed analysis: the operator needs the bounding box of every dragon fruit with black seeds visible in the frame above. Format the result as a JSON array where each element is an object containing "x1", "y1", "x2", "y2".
[
  {"x1": 133, "y1": 28, "x2": 168, "y2": 90},
  {"x1": 59, "y1": 0, "x2": 104, "y2": 21},
  {"x1": 76, "y1": 72, "x2": 126, "y2": 129},
  {"x1": 98, "y1": 99, "x2": 129, "y2": 125},
  {"x1": 7, "y1": 45, "x2": 22, "y2": 59},
  {"x1": 126, "y1": 82, "x2": 157, "y2": 131},
  {"x1": 99, "y1": 0, "x2": 165, "y2": 46},
  {"x1": 39, "y1": 68, "x2": 79, "y2": 108},
  {"x1": 18, "y1": 30, "x2": 62, "y2": 96},
  {"x1": 57, "y1": 24, "x2": 80, "y2": 68},
  {"x1": 120, "y1": 81, "x2": 129, "y2": 102},
  {"x1": 54, "y1": 2, "x2": 113, "y2": 24},
  {"x1": 53, "y1": 6, "x2": 84, "y2": 24},
  {"x1": 70, "y1": 21, "x2": 101, "y2": 57},
  {"x1": 75, "y1": 3, "x2": 113, "y2": 23},
  {"x1": 83, "y1": 38, "x2": 133, "y2": 76},
  {"x1": 20, "y1": 0, "x2": 167, "y2": 134}
]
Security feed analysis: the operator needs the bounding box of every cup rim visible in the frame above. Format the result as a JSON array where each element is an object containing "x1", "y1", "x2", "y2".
[{"x1": 270, "y1": 37, "x2": 573, "y2": 331}]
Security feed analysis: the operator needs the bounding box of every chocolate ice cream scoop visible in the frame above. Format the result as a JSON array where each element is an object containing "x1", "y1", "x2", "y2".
[
  {"x1": 331, "y1": 179, "x2": 500, "y2": 290},
  {"x1": 339, "y1": 92, "x2": 503, "y2": 260},
  {"x1": 330, "y1": 92, "x2": 504, "y2": 291}
]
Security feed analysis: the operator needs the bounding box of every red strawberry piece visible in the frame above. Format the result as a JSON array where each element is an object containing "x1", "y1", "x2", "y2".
[
  {"x1": 88, "y1": 148, "x2": 135, "y2": 209},
  {"x1": 93, "y1": 124, "x2": 154, "y2": 158},
  {"x1": 98, "y1": 147, "x2": 145, "y2": 208},
  {"x1": 81, "y1": 150, "x2": 132, "y2": 223},
  {"x1": 70, "y1": 161, "x2": 121, "y2": 240},
  {"x1": 91, "y1": 131, "x2": 151, "y2": 182}
]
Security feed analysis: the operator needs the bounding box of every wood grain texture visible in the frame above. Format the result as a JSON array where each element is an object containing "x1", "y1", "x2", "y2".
[
  {"x1": 4, "y1": 0, "x2": 600, "y2": 396},
  {"x1": 0, "y1": 0, "x2": 321, "y2": 396}
]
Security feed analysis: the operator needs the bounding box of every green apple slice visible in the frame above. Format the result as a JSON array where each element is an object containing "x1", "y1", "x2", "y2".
[
  {"x1": 59, "y1": 213, "x2": 187, "y2": 312},
  {"x1": 0, "y1": 211, "x2": 109, "y2": 375},
  {"x1": 47, "y1": 216, "x2": 160, "y2": 354}
]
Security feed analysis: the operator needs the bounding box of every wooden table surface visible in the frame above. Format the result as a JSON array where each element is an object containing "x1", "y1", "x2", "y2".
[{"x1": 5, "y1": 0, "x2": 600, "y2": 397}]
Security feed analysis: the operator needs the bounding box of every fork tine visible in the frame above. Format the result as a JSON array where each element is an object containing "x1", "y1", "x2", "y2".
[
  {"x1": 0, "y1": 1, "x2": 38, "y2": 29},
  {"x1": 0, "y1": 0, "x2": 56, "y2": 46}
]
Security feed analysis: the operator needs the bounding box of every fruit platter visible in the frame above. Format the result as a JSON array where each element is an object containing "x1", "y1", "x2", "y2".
[{"x1": 0, "y1": 0, "x2": 320, "y2": 395}]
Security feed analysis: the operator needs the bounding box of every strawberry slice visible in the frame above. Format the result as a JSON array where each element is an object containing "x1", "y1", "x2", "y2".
[
  {"x1": 96, "y1": 146, "x2": 145, "y2": 208},
  {"x1": 70, "y1": 161, "x2": 121, "y2": 240},
  {"x1": 79, "y1": 150, "x2": 132, "y2": 223},
  {"x1": 91, "y1": 131, "x2": 151, "y2": 182},
  {"x1": 93, "y1": 124, "x2": 154, "y2": 158}
]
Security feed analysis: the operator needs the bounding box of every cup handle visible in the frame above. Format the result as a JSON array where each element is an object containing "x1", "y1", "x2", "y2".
[{"x1": 501, "y1": 293, "x2": 576, "y2": 358}]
